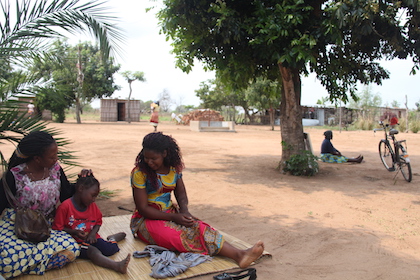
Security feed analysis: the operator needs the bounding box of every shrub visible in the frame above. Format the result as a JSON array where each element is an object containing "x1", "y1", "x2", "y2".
[
  {"x1": 283, "y1": 151, "x2": 319, "y2": 176},
  {"x1": 352, "y1": 117, "x2": 376, "y2": 130},
  {"x1": 410, "y1": 120, "x2": 420, "y2": 133}
]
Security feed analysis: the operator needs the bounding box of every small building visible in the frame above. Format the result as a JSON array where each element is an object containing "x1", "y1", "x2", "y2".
[{"x1": 100, "y1": 98, "x2": 140, "y2": 122}]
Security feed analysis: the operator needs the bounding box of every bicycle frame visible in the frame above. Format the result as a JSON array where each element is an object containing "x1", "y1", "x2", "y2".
[
  {"x1": 374, "y1": 121, "x2": 411, "y2": 182},
  {"x1": 375, "y1": 122, "x2": 403, "y2": 163}
]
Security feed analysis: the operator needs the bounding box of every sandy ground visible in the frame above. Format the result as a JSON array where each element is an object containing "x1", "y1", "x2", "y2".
[{"x1": 3, "y1": 120, "x2": 420, "y2": 279}]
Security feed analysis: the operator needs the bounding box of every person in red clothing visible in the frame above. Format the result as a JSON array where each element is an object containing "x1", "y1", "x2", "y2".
[
  {"x1": 390, "y1": 115, "x2": 399, "y2": 128},
  {"x1": 53, "y1": 175, "x2": 130, "y2": 274}
]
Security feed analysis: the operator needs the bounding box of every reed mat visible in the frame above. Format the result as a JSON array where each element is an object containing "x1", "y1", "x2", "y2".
[{"x1": 18, "y1": 215, "x2": 271, "y2": 279}]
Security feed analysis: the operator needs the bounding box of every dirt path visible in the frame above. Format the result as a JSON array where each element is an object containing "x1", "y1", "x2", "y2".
[{"x1": 3, "y1": 121, "x2": 420, "y2": 279}]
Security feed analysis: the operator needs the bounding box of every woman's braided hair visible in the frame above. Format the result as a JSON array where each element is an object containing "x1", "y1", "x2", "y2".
[
  {"x1": 8, "y1": 131, "x2": 56, "y2": 169},
  {"x1": 135, "y1": 132, "x2": 184, "y2": 189}
]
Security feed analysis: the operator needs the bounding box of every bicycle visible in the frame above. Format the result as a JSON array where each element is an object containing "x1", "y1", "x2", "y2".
[{"x1": 374, "y1": 121, "x2": 412, "y2": 182}]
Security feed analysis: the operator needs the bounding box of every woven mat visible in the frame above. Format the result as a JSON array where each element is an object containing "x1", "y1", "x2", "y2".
[{"x1": 18, "y1": 215, "x2": 271, "y2": 279}]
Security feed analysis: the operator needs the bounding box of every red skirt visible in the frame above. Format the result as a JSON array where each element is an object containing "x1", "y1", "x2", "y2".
[
  {"x1": 130, "y1": 208, "x2": 224, "y2": 256},
  {"x1": 150, "y1": 112, "x2": 159, "y2": 124}
]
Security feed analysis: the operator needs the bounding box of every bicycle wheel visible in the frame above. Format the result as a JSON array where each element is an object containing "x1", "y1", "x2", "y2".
[
  {"x1": 397, "y1": 145, "x2": 412, "y2": 182},
  {"x1": 379, "y1": 140, "x2": 395, "y2": 171}
]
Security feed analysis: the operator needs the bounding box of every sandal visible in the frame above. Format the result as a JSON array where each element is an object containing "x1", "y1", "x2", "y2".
[{"x1": 213, "y1": 268, "x2": 257, "y2": 280}]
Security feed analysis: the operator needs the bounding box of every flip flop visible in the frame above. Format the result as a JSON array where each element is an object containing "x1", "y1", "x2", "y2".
[{"x1": 213, "y1": 268, "x2": 257, "y2": 280}]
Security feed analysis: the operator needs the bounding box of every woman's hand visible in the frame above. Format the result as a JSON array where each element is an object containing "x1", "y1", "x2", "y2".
[
  {"x1": 79, "y1": 169, "x2": 93, "y2": 177},
  {"x1": 172, "y1": 213, "x2": 195, "y2": 227},
  {"x1": 179, "y1": 209, "x2": 198, "y2": 221}
]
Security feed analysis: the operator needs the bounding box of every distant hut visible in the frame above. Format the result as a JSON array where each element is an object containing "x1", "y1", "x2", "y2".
[{"x1": 100, "y1": 99, "x2": 140, "y2": 122}]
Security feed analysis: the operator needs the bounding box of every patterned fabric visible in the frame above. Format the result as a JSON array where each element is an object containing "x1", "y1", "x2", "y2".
[
  {"x1": 133, "y1": 245, "x2": 212, "y2": 278},
  {"x1": 10, "y1": 162, "x2": 61, "y2": 217},
  {"x1": 130, "y1": 168, "x2": 224, "y2": 256},
  {"x1": 45, "y1": 250, "x2": 77, "y2": 270},
  {"x1": 0, "y1": 208, "x2": 80, "y2": 279},
  {"x1": 320, "y1": 153, "x2": 348, "y2": 163},
  {"x1": 131, "y1": 167, "x2": 180, "y2": 211}
]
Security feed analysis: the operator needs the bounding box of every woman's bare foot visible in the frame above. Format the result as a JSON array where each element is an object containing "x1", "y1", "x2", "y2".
[
  {"x1": 238, "y1": 240, "x2": 265, "y2": 268},
  {"x1": 115, "y1": 254, "x2": 131, "y2": 274},
  {"x1": 107, "y1": 232, "x2": 126, "y2": 242}
]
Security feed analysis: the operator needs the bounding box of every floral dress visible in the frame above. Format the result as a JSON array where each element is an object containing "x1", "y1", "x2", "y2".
[{"x1": 0, "y1": 162, "x2": 80, "y2": 279}]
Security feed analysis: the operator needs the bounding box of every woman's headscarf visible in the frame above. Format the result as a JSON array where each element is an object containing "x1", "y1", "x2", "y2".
[{"x1": 324, "y1": 130, "x2": 333, "y2": 140}]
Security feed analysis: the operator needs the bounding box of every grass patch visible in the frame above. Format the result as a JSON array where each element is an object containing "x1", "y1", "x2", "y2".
[{"x1": 98, "y1": 188, "x2": 121, "y2": 199}]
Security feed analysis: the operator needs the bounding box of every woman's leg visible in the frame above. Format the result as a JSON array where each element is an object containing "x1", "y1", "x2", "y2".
[
  {"x1": 86, "y1": 246, "x2": 131, "y2": 274},
  {"x1": 347, "y1": 155, "x2": 363, "y2": 163},
  {"x1": 217, "y1": 240, "x2": 265, "y2": 268}
]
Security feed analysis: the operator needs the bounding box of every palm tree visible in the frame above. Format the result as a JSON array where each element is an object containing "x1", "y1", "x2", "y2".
[
  {"x1": 0, "y1": 0, "x2": 125, "y2": 169},
  {"x1": 121, "y1": 71, "x2": 146, "y2": 123},
  {"x1": 0, "y1": 0, "x2": 124, "y2": 63}
]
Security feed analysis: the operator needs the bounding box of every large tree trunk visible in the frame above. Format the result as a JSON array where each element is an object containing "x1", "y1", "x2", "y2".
[{"x1": 278, "y1": 63, "x2": 305, "y2": 168}]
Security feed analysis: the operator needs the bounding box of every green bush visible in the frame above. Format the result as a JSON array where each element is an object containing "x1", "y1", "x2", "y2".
[
  {"x1": 353, "y1": 117, "x2": 376, "y2": 130},
  {"x1": 398, "y1": 119, "x2": 407, "y2": 132},
  {"x1": 410, "y1": 120, "x2": 420, "y2": 133},
  {"x1": 283, "y1": 151, "x2": 319, "y2": 176}
]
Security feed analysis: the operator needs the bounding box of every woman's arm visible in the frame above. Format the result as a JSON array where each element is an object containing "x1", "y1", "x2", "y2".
[
  {"x1": 0, "y1": 171, "x2": 16, "y2": 213},
  {"x1": 59, "y1": 168, "x2": 93, "y2": 202},
  {"x1": 133, "y1": 187, "x2": 175, "y2": 220},
  {"x1": 59, "y1": 167, "x2": 75, "y2": 203},
  {"x1": 174, "y1": 177, "x2": 190, "y2": 215},
  {"x1": 133, "y1": 187, "x2": 194, "y2": 227}
]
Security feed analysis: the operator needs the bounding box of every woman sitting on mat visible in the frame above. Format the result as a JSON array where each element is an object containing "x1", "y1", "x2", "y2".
[
  {"x1": 320, "y1": 130, "x2": 363, "y2": 163},
  {"x1": 0, "y1": 131, "x2": 91, "y2": 279},
  {"x1": 130, "y1": 132, "x2": 264, "y2": 268}
]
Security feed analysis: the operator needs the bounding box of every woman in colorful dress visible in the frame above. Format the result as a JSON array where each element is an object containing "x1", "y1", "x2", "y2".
[
  {"x1": 130, "y1": 132, "x2": 264, "y2": 268},
  {"x1": 0, "y1": 131, "x2": 90, "y2": 279},
  {"x1": 320, "y1": 130, "x2": 363, "y2": 163},
  {"x1": 149, "y1": 101, "x2": 160, "y2": 132}
]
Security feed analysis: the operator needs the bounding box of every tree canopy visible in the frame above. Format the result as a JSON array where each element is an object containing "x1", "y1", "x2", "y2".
[
  {"x1": 157, "y1": 0, "x2": 419, "y2": 171},
  {"x1": 0, "y1": 0, "x2": 124, "y2": 167},
  {"x1": 31, "y1": 40, "x2": 121, "y2": 122},
  {"x1": 121, "y1": 70, "x2": 146, "y2": 123}
]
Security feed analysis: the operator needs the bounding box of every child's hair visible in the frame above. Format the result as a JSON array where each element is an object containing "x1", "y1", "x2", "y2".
[
  {"x1": 76, "y1": 175, "x2": 100, "y2": 191},
  {"x1": 135, "y1": 132, "x2": 184, "y2": 189}
]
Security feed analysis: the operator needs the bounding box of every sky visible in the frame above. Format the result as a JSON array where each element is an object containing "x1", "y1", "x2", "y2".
[{"x1": 72, "y1": 1, "x2": 419, "y2": 109}]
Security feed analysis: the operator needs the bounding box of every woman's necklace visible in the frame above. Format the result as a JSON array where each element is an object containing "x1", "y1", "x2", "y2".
[{"x1": 25, "y1": 167, "x2": 49, "y2": 181}]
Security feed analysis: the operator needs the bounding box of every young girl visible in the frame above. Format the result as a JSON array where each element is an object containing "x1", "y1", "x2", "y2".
[
  {"x1": 53, "y1": 175, "x2": 130, "y2": 274},
  {"x1": 130, "y1": 132, "x2": 264, "y2": 268}
]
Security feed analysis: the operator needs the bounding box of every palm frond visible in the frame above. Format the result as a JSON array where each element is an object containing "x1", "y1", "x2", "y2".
[
  {"x1": 0, "y1": 104, "x2": 79, "y2": 169},
  {"x1": 0, "y1": 0, "x2": 125, "y2": 60}
]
